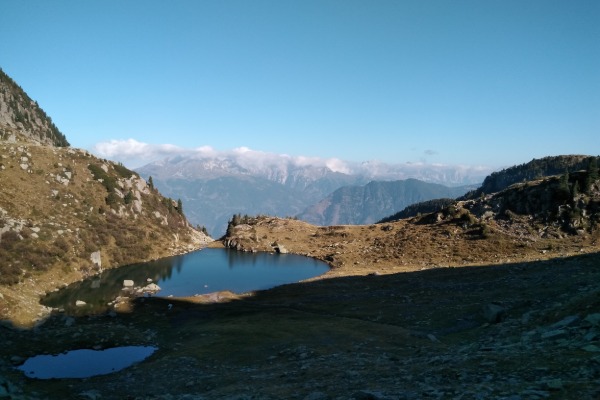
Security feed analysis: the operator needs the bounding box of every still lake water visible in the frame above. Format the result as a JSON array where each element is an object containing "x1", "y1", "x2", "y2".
[
  {"x1": 17, "y1": 346, "x2": 157, "y2": 379},
  {"x1": 42, "y1": 248, "x2": 329, "y2": 314}
]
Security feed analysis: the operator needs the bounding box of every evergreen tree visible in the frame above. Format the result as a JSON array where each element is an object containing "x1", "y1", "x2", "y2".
[
  {"x1": 589, "y1": 157, "x2": 599, "y2": 181},
  {"x1": 556, "y1": 170, "x2": 571, "y2": 202},
  {"x1": 571, "y1": 181, "x2": 580, "y2": 198},
  {"x1": 124, "y1": 191, "x2": 134, "y2": 204},
  {"x1": 583, "y1": 158, "x2": 598, "y2": 193},
  {"x1": 226, "y1": 214, "x2": 241, "y2": 237},
  {"x1": 148, "y1": 176, "x2": 154, "y2": 190},
  {"x1": 177, "y1": 198, "x2": 183, "y2": 215}
]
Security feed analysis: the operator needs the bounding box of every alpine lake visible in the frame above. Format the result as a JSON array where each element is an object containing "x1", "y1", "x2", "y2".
[{"x1": 19, "y1": 248, "x2": 329, "y2": 379}]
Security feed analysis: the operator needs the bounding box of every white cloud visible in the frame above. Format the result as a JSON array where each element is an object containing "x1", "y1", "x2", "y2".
[
  {"x1": 324, "y1": 158, "x2": 351, "y2": 174},
  {"x1": 91, "y1": 138, "x2": 494, "y2": 184},
  {"x1": 92, "y1": 139, "x2": 193, "y2": 167}
]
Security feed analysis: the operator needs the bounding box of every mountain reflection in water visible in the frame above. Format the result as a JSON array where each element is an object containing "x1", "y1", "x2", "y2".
[{"x1": 42, "y1": 248, "x2": 328, "y2": 315}]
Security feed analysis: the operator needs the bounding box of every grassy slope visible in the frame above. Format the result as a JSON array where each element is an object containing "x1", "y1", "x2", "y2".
[
  {"x1": 0, "y1": 137, "x2": 211, "y2": 326},
  {"x1": 1, "y1": 164, "x2": 599, "y2": 398}
]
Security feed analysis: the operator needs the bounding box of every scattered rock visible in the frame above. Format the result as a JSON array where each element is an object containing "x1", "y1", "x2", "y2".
[
  {"x1": 548, "y1": 315, "x2": 579, "y2": 330},
  {"x1": 75, "y1": 300, "x2": 86, "y2": 307},
  {"x1": 353, "y1": 390, "x2": 388, "y2": 400},
  {"x1": 582, "y1": 345, "x2": 600, "y2": 352},
  {"x1": 79, "y1": 390, "x2": 102, "y2": 400},
  {"x1": 142, "y1": 283, "x2": 161, "y2": 293},
  {"x1": 541, "y1": 330, "x2": 568, "y2": 340},
  {"x1": 544, "y1": 379, "x2": 563, "y2": 390},
  {"x1": 304, "y1": 392, "x2": 328, "y2": 400},
  {"x1": 275, "y1": 243, "x2": 289, "y2": 254},
  {"x1": 427, "y1": 334, "x2": 440, "y2": 343},
  {"x1": 585, "y1": 313, "x2": 600, "y2": 326},
  {"x1": 10, "y1": 355, "x2": 24, "y2": 365},
  {"x1": 483, "y1": 303, "x2": 506, "y2": 323},
  {"x1": 90, "y1": 251, "x2": 102, "y2": 269},
  {"x1": 123, "y1": 280, "x2": 134, "y2": 288}
]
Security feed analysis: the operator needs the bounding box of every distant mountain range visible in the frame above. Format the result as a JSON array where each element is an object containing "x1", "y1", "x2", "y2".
[
  {"x1": 298, "y1": 179, "x2": 472, "y2": 226},
  {"x1": 379, "y1": 154, "x2": 600, "y2": 223},
  {"x1": 137, "y1": 152, "x2": 490, "y2": 236}
]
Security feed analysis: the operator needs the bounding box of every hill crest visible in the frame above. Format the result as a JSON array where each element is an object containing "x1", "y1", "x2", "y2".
[
  {"x1": 0, "y1": 70, "x2": 211, "y2": 326},
  {"x1": 0, "y1": 69, "x2": 69, "y2": 147}
]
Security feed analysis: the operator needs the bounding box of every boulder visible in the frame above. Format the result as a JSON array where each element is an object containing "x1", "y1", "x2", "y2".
[
  {"x1": 90, "y1": 251, "x2": 102, "y2": 268},
  {"x1": 585, "y1": 313, "x2": 600, "y2": 326},
  {"x1": 275, "y1": 243, "x2": 289, "y2": 254},
  {"x1": 143, "y1": 283, "x2": 161, "y2": 293},
  {"x1": 75, "y1": 300, "x2": 86, "y2": 307},
  {"x1": 549, "y1": 315, "x2": 579, "y2": 330},
  {"x1": 483, "y1": 303, "x2": 506, "y2": 323},
  {"x1": 123, "y1": 280, "x2": 134, "y2": 288}
]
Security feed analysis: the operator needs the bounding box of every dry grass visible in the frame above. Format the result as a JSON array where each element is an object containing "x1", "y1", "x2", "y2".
[
  {"x1": 0, "y1": 138, "x2": 211, "y2": 326},
  {"x1": 223, "y1": 215, "x2": 600, "y2": 280}
]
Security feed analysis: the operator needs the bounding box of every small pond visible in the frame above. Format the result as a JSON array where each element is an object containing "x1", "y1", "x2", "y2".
[
  {"x1": 16, "y1": 346, "x2": 157, "y2": 379},
  {"x1": 43, "y1": 248, "x2": 328, "y2": 314}
]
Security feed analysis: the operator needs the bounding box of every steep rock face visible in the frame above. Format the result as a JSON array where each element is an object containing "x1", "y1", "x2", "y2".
[
  {"x1": 298, "y1": 179, "x2": 471, "y2": 226},
  {"x1": 0, "y1": 69, "x2": 68, "y2": 147}
]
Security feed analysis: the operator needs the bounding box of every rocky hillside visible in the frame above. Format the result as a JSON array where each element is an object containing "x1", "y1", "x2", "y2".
[
  {"x1": 465, "y1": 155, "x2": 598, "y2": 199},
  {"x1": 1, "y1": 165, "x2": 599, "y2": 399},
  {"x1": 224, "y1": 166, "x2": 600, "y2": 271},
  {"x1": 0, "y1": 69, "x2": 69, "y2": 147},
  {"x1": 380, "y1": 155, "x2": 600, "y2": 223},
  {"x1": 0, "y1": 73, "x2": 211, "y2": 327},
  {"x1": 378, "y1": 197, "x2": 456, "y2": 223},
  {"x1": 298, "y1": 179, "x2": 471, "y2": 226}
]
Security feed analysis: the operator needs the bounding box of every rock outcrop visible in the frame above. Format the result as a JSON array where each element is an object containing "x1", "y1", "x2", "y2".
[
  {"x1": 0, "y1": 70, "x2": 213, "y2": 326},
  {"x1": 0, "y1": 69, "x2": 68, "y2": 147}
]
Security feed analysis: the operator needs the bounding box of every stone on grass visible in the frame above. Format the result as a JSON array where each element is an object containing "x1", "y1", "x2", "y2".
[{"x1": 483, "y1": 303, "x2": 506, "y2": 323}]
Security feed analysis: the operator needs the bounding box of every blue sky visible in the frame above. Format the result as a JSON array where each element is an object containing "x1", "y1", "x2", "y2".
[{"x1": 1, "y1": 0, "x2": 598, "y2": 169}]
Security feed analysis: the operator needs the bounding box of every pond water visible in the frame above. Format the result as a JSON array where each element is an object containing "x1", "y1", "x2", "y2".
[
  {"x1": 16, "y1": 346, "x2": 157, "y2": 379},
  {"x1": 42, "y1": 248, "x2": 328, "y2": 314}
]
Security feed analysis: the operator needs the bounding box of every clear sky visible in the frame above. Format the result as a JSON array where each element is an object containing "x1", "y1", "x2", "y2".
[{"x1": 1, "y1": 0, "x2": 598, "y2": 169}]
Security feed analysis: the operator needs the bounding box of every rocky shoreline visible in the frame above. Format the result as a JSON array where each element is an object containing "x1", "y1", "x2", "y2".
[
  {"x1": 0, "y1": 250, "x2": 599, "y2": 399},
  {"x1": 0, "y1": 237, "x2": 212, "y2": 328}
]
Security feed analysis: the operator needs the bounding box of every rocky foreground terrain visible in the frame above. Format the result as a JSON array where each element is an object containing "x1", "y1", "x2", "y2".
[{"x1": 1, "y1": 188, "x2": 599, "y2": 398}]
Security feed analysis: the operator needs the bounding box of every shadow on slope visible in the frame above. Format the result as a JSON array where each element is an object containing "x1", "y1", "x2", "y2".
[{"x1": 2, "y1": 252, "x2": 599, "y2": 398}]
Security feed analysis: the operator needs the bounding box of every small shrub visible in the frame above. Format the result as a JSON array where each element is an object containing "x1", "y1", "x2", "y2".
[
  {"x1": 0, "y1": 230, "x2": 20, "y2": 250},
  {"x1": 480, "y1": 223, "x2": 491, "y2": 239},
  {"x1": 88, "y1": 164, "x2": 117, "y2": 192},
  {"x1": 113, "y1": 162, "x2": 135, "y2": 179},
  {"x1": 105, "y1": 192, "x2": 121, "y2": 208},
  {"x1": 124, "y1": 191, "x2": 134, "y2": 204},
  {"x1": 54, "y1": 236, "x2": 70, "y2": 253}
]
